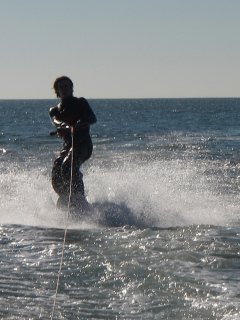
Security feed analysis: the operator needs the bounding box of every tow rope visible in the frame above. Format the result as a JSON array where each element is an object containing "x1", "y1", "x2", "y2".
[{"x1": 50, "y1": 127, "x2": 74, "y2": 319}]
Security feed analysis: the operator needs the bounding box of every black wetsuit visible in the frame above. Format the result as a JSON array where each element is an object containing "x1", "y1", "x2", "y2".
[{"x1": 49, "y1": 96, "x2": 97, "y2": 209}]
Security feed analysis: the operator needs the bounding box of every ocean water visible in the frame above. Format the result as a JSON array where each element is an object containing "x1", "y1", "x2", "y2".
[{"x1": 0, "y1": 98, "x2": 240, "y2": 319}]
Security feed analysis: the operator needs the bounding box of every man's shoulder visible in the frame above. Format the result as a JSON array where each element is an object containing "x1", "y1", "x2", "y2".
[
  {"x1": 75, "y1": 97, "x2": 90, "y2": 109},
  {"x1": 77, "y1": 97, "x2": 88, "y2": 103}
]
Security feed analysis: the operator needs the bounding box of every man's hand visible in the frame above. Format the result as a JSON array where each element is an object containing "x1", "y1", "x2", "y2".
[{"x1": 57, "y1": 126, "x2": 71, "y2": 139}]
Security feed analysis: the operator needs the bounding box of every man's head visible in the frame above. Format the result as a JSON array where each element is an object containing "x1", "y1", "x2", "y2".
[{"x1": 53, "y1": 76, "x2": 74, "y2": 98}]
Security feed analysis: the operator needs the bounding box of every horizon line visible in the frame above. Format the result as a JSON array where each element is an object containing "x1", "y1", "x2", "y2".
[{"x1": 0, "y1": 96, "x2": 240, "y2": 101}]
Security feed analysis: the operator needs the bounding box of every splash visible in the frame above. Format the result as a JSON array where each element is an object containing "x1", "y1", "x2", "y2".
[
  {"x1": 0, "y1": 163, "x2": 60, "y2": 227},
  {"x1": 0, "y1": 158, "x2": 239, "y2": 228},
  {"x1": 86, "y1": 158, "x2": 240, "y2": 227}
]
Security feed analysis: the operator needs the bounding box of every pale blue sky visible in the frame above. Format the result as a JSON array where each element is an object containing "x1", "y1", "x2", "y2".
[{"x1": 0, "y1": 0, "x2": 239, "y2": 98}]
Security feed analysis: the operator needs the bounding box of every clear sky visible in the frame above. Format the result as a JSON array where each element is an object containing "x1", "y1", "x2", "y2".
[{"x1": 0, "y1": 0, "x2": 239, "y2": 99}]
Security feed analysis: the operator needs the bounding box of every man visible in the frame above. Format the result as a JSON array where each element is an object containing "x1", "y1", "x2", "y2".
[{"x1": 49, "y1": 76, "x2": 97, "y2": 212}]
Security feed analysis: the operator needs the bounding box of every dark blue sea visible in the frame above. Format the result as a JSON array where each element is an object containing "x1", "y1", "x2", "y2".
[{"x1": 0, "y1": 98, "x2": 240, "y2": 319}]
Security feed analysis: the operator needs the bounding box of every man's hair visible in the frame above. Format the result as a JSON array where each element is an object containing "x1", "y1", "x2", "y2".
[{"x1": 53, "y1": 76, "x2": 73, "y2": 97}]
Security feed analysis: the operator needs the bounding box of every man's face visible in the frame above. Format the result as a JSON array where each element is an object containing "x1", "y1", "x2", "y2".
[{"x1": 57, "y1": 80, "x2": 73, "y2": 99}]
